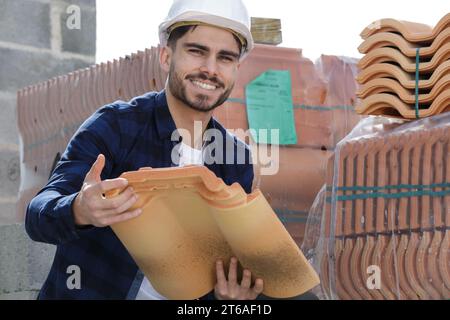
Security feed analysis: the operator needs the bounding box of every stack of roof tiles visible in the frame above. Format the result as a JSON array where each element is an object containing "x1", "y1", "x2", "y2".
[
  {"x1": 314, "y1": 113, "x2": 450, "y2": 300},
  {"x1": 356, "y1": 13, "x2": 450, "y2": 119}
]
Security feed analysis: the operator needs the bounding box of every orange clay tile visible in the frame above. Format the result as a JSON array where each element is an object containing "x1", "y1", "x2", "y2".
[
  {"x1": 360, "y1": 137, "x2": 385, "y2": 300},
  {"x1": 355, "y1": 89, "x2": 450, "y2": 119},
  {"x1": 358, "y1": 28, "x2": 450, "y2": 58},
  {"x1": 360, "y1": 13, "x2": 450, "y2": 43},
  {"x1": 428, "y1": 128, "x2": 450, "y2": 298},
  {"x1": 357, "y1": 74, "x2": 450, "y2": 104},
  {"x1": 340, "y1": 141, "x2": 363, "y2": 299},
  {"x1": 318, "y1": 155, "x2": 334, "y2": 299},
  {"x1": 356, "y1": 60, "x2": 450, "y2": 89},
  {"x1": 357, "y1": 43, "x2": 450, "y2": 73},
  {"x1": 333, "y1": 142, "x2": 352, "y2": 300},
  {"x1": 349, "y1": 139, "x2": 374, "y2": 299},
  {"x1": 416, "y1": 130, "x2": 442, "y2": 299},
  {"x1": 438, "y1": 125, "x2": 450, "y2": 292},
  {"x1": 105, "y1": 165, "x2": 320, "y2": 300},
  {"x1": 396, "y1": 132, "x2": 420, "y2": 299}
]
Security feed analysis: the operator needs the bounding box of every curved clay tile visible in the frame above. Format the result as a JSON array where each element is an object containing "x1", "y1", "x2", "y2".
[
  {"x1": 105, "y1": 61, "x2": 114, "y2": 103},
  {"x1": 360, "y1": 13, "x2": 450, "y2": 43},
  {"x1": 427, "y1": 131, "x2": 450, "y2": 298},
  {"x1": 319, "y1": 156, "x2": 335, "y2": 299},
  {"x1": 415, "y1": 131, "x2": 442, "y2": 299},
  {"x1": 150, "y1": 47, "x2": 161, "y2": 91},
  {"x1": 105, "y1": 165, "x2": 319, "y2": 299},
  {"x1": 382, "y1": 135, "x2": 407, "y2": 299},
  {"x1": 395, "y1": 132, "x2": 420, "y2": 299},
  {"x1": 355, "y1": 89, "x2": 450, "y2": 119},
  {"x1": 142, "y1": 49, "x2": 152, "y2": 92},
  {"x1": 358, "y1": 43, "x2": 450, "y2": 73},
  {"x1": 402, "y1": 131, "x2": 430, "y2": 299},
  {"x1": 438, "y1": 126, "x2": 450, "y2": 292},
  {"x1": 341, "y1": 141, "x2": 359, "y2": 299},
  {"x1": 331, "y1": 145, "x2": 349, "y2": 300},
  {"x1": 97, "y1": 63, "x2": 107, "y2": 106},
  {"x1": 372, "y1": 139, "x2": 397, "y2": 300},
  {"x1": 357, "y1": 60, "x2": 450, "y2": 89},
  {"x1": 133, "y1": 52, "x2": 145, "y2": 95},
  {"x1": 357, "y1": 74, "x2": 450, "y2": 104},
  {"x1": 117, "y1": 57, "x2": 127, "y2": 100},
  {"x1": 358, "y1": 28, "x2": 450, "y2": 58},
  {"x1": 349, "y1": 140, "x2": 374, "y2": 299},
  {"x1": 359, "y1": 137, "x2": 385, "y2": 300}
]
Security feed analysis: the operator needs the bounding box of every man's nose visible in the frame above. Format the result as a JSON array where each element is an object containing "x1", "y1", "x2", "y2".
[{"x1": 199, "y1": 55, "x2": 219, "y2": 77}]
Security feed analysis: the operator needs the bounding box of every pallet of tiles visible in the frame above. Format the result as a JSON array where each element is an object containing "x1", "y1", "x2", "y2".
[{"x1": 305, "y1": 112, "x2": 450, "y2": 299}]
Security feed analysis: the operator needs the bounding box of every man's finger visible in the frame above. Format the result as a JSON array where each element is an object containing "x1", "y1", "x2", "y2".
[
  {"x1": 251, "y1": 278, "x2": 264, "y2": 298},
  {"x1": 95, "y1": 178, "x2": 128, "y2": 194},
  {"x1": 85, "y1": 154, "x2": 105, "y2": 183},
  {"x1": 240, "y1": 269, "x2": 251, "y2": 289},
  {"x1": 103, "y1": 190, "x2": 139, "y2": 215},
  {"x1": 96, "y1": 187, "x2": 136, "y2": 210},
  {"x1": 228, "y1": 257, "x2": 238, "y2": 285},
  {"x1": 215, "y1": 260, "x2": 227, "y2": 287},
  {"x1": 104, "y1": 208, "x2": 142, "y2": 226}
]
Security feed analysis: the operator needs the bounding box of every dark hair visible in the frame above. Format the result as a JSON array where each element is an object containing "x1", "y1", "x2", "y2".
[{"x1": 167, "y1": 25, "x2": 243, "y2": 56}]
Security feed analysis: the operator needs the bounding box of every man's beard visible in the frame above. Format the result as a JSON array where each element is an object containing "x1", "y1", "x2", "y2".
[{"x1": 168, "y1": 63, "x2": 234, "y2": 112}]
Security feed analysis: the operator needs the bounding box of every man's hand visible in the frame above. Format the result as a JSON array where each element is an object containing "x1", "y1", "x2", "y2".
[
  {"x1": 214, "y1": 257, "x2": 264, "y2": 300},
  {"x1": 73, "y1": 154, "x2": 142, "y2": 227}
]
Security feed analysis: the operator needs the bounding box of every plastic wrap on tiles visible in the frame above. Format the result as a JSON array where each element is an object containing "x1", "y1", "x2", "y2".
[{"x1": 302, "y1": 112, "x2": 450, "y2": 299}]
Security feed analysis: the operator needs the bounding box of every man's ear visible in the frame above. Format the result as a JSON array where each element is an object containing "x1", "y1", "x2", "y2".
[{"x1": 159, "y1": 46, "x2": 172, "y2": 73}]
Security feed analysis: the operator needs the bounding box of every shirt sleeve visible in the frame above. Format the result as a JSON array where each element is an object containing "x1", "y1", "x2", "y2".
[
  {"x1": 240, "y1": 162, "x2": 254, "y2": 194},
  {"x1": 25, "y1": 105, "x2": 121, "y2": 245},
  {"x1": 238, "y1": 137, "x2": 254, "y2": 194}
]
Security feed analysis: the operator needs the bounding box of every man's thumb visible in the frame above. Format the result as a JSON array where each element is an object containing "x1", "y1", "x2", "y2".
[{"x1": 85, "y1": 154, "x2": 105, "y2": 182}]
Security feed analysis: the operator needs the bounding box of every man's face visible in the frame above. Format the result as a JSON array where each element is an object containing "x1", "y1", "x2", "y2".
[{"x1": 166, "y1": 25, "x2": 241, "y2": 112}]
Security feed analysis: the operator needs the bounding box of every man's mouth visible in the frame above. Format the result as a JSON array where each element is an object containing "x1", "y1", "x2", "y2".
[{"x1": 190, "y1": 79, "x2": 218, "y2": 91}]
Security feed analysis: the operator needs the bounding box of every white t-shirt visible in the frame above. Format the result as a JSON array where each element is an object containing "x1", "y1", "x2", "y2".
[{"x1": 136, "y1": 142, "x2": 203, "y2": 300}]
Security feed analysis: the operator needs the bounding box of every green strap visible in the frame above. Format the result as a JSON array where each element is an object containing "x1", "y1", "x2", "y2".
[
  {"x1": 415, "y1": 48, "x2": 420, "y2": 119},
  {"x1": 326, "y1": 188, "x2": 450, "y2": 202},
  {"x1": 326, "y1": 183, "x2": 450, "y2": 192},
  {"x1": 336, "y1": 189, "x2": 450, "y2": 201},
  {"x1": 225, "y1": 98, "x2": 354, "y2": 111}
]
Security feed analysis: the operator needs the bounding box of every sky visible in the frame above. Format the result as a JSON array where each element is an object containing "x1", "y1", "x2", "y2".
[{"x1": 96, "y1": 0, "x2": 449, "y2": 64}]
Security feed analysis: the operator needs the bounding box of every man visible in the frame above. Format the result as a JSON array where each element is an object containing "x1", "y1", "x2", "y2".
[{"x1": 26, "y1": 0, "x2": 263, "y2": 300}]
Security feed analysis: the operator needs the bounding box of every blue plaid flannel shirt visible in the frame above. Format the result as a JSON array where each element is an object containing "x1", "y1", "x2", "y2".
[{"x1": 25, "y1": 90, "x2": 254, "y2": 299}]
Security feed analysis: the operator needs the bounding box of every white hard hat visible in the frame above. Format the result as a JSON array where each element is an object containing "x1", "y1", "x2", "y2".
[{"x1": 159, "y1": 0, "x2": 254, "y2": 59}]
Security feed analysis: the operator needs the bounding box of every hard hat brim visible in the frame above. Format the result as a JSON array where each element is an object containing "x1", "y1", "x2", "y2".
[{"x1": 159, "y1": 11, "x2": 254, "y2": 59}]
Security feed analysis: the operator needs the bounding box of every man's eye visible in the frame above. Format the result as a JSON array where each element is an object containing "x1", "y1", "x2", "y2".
[
  {"x1": 219, "y1": 56, "x2": 234, "y2": 62},
  {"x1": 189, "y1": 49, "x2": 202, "y2": 55}
]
